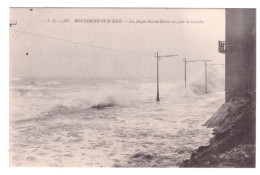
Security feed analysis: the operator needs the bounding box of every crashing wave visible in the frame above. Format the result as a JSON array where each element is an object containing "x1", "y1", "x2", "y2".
[{"x1": 91, "y1": 96, "x2": 118, "y2": 109}]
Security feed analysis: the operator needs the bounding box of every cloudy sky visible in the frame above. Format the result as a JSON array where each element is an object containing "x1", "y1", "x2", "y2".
[{"x1": 10, "y1": 8, "x2": 225, "y2": 79}]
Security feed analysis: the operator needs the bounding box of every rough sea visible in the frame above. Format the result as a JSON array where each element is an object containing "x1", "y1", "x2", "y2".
[{"x1": 9, "y1": 75, "x2": 225, "y2": 167}]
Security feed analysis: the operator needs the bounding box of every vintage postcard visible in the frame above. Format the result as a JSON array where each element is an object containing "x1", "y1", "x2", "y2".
[{"x1": 9, "y1": 8, "x2": 255, "y2": 167}]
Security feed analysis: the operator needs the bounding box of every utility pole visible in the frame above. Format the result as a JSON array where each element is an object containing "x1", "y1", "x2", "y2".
[
  {"x1": 156, "y1": 52, "x2": 178, "y2": 101},
  {"x1": 205, "y1": 62, "x2": 207, "y2": 94},
  {"x1": 204, "y1": 64, "x2": 225, "y2": 93},
  {"x1": 206, "y1": 64, "x2": 225, "y2": 93},
  {"x1": 183, "y1": 59, "x2": 211, "y2": 94},
  {"x1": 184, "y1": 58, "x2": 187, "y2": 89},
  {"x1": 156, "y1": 51, "x2": 159, "y2": 101}
]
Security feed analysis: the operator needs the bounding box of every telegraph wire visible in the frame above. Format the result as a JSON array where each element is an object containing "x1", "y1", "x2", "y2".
[{"x1": 10, "y1": 29, "x2": 153, "y2": 57}]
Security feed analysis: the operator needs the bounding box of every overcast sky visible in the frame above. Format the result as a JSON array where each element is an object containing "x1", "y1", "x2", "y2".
[{"x1": 10, "y1": 8, "x2": 225, "y2": 79}]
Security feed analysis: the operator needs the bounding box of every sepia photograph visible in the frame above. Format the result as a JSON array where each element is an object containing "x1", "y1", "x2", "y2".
[{"x1": 9, "y1": 8, "x2": 255, "y2": 167}]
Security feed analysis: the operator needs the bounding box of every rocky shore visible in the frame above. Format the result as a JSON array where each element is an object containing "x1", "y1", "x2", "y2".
[{"x1": 181, "y1": 90, "x2": 256, "y2": 167}]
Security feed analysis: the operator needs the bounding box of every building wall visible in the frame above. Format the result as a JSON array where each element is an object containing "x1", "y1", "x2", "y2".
[{"x1": 225, "y1": 9, "x2": 256, "y2": 102}]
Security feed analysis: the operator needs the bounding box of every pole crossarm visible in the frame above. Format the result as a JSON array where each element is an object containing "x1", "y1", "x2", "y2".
[
  {"x1": 208, "y1": 64, "x2": 225, "y2": 66},
  {"x1": 184, "y1": 59, "x2": 211, "y2": 63},
  {"x1": 9, "y1": 21, "x2": 17, "y2": 28},
  {"x1": 158, "y1": 55, "x2": 178, "y2": 58}
]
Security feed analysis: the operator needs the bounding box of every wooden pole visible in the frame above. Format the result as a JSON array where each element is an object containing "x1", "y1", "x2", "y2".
[
  {"x1": 184, "y1": 58, "x2": 187, "y2": 89},
  {"x1": 156, "y1": 51, "x2": 160, "y2": 101},
  {"x1": 205, "y1": 62, "x2": 208, "y2": 94}
]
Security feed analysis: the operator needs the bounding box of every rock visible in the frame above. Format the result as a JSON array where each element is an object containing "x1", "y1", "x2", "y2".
[{"x1": 181, "y1": 90, "x2": 256, "y2": 168}]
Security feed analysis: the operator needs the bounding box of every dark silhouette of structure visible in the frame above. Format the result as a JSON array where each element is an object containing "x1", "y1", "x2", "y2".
[{"x1": 225, "y1": 9, "x2": 256, "y2": 102}]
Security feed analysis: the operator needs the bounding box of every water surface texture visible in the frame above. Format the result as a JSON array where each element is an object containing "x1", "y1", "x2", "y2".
[{"x1": 10, "y1": 78, "x2": 224, "y2": 167}]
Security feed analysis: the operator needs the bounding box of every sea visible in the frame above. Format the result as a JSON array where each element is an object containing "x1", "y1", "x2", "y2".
[{"x1": 9, "y1": 75, "x2": 225, "y2": 167}]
